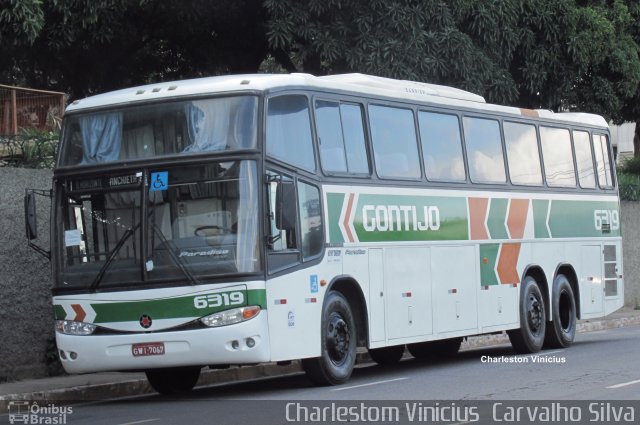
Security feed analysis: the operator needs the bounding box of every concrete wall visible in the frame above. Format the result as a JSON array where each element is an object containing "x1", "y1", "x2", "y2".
[
  {"x1": 0, "y1": 167, "x2": 54, "y2": 382},
  {"x1": 0, "y1": 167, "x2": 638, "y2": 381},
  {"x1": 622, "y1": 201, "x2": 640, "y2": 308}
]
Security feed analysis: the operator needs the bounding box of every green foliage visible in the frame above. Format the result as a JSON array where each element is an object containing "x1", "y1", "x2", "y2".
[
  {"x1": 618, "y1": 172, "x2": 640, "y2": 201},
  {"x1": 619, "y1": 155, "x2": 640, "y2": 175},
  {"x1": 0, "y1": 129, "x2": 59, "y2": 169},
  {"x1": 1, "y1": 0, "x2": 640, "y2": 133}
]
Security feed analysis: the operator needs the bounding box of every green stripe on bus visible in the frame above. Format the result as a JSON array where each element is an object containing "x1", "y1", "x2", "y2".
[
  {"x1": 548, "y1": 200, "x2": 620, "y2": 238},
  {"x1": 487, "y1": 198, "x2": 508, "y2": 239},
  {"x1": 327, "y1": 192, "x2": 345, "y2": 244},
  {"x1": 532, "y1": 199, "x2": 550, "y2": 239},
  {"x1": 479, "y1": 244, "x2": 500, "y2": 286},
  {"x1": 352, "y1": 194, "x2": 469, "y2": 242},
  {"x1": 54, "y1": 305, "x2": 66, "y2": 320},
  {"x1": 55, "y1": 288, "x2": 267, "y2": 324}
]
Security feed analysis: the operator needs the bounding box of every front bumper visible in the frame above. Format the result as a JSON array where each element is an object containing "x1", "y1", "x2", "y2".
[{"x1": 56, "y1": 311, "x2": 270, "y2": 373}]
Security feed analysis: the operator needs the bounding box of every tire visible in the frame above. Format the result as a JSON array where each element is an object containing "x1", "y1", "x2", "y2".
[
  {"x1": 145, "y1": 366, "x2": 201, "y2": 395},
  {"x1": 368, "y1": 345, "x2": 405, "y2": 365},
  {"x1": 407, "y1": 338, "x2": 463, "y2": 359},
  {"x1": 508, "y1": 275, "x2": 546, "y2": 354},
  {"x1": 544, "y1": 274, "x2": 577, "y2": 348},
  {"x1": 302, "y1": 291, "x2": 357, "y2": 385}
]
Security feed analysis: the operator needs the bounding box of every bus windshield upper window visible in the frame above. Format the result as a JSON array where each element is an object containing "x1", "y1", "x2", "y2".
[
  {"x1": 540, "y1": 126, "x2": 576, "y2": 187},
  {"x1": 418, "y1": 111, "x2": 465, "y2": 182},
  {"x1": 573, "y1": 130, "x2": 596, "y2": 189},
  {"x1": 266, "y1": 95, "x2": 315, "y2": 171},
  {"x1": 504, "y1": 121, "x2": 542, "y2": 186},
  {"x1": 463, "y1": 116, "x2": 506, "y2": 184},
  {"x1": 369, "y1": 105, "x2": 421, "y2": 179},
  {"x1": 59, "y1": 96, "x2": 258, "y2": 166}
]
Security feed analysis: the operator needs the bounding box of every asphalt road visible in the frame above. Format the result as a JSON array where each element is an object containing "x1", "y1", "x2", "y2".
[{"x1": 16, "y1": 325, "x2": 640, "y2": 424}]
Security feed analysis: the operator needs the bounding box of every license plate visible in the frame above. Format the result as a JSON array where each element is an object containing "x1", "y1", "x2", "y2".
[{"x1": 132, "y1": 342, "x2": 165, "y2": 357}]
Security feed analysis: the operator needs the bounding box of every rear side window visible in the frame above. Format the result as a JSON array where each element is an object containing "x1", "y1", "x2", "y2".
[
  {"x1": 573, "y1": 130, "x2": 596, "y2": 189},
  {"x1": 369, "y1": 105, "x2": 421, "y2": 179},
  {"x1": 315, "y1": 101, "x2": 369, "y2": 174},
  {"x1": 503, "y1": 121, "x2": 542, "y2": 186},
  {"x1": 594, "y1": 134, "x2": 614, "y2": 188},
  {"x1": 266, "y1": 95, "x2": 315, "y2": 171},
  {"x1": 540, "y1": 126, "x2": 576, "y2": 187},
  {"x1": 463, "y1": 116, "x2": 506, "y2": 183},
  {"x1": 418, "y1": 111, "x2": 466, "y2": 182}
]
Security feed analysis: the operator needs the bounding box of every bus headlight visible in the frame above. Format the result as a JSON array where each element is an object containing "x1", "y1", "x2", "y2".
[
  {"x1": 200, "y1": 306, "x2": 261, "y2": 328},
  {"x1": 55, "y1": 320, "x2": 97, "y2": 335}
]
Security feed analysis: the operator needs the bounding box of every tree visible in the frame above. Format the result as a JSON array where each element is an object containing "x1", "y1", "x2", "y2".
[
  {"x1": 265, "y1": 0, "x2": 640, "y2": 122},
  {"x1": 0, "y1": 0, "x2": 270, "y2": 99}
]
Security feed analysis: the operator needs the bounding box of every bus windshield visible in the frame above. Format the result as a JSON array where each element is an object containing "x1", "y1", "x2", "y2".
[
  {"x1": 56, "y1": 160, "x2": 260, "y2": 290},
  {"x1": 58, "y1": 95, "x2": 258, "y2": 166}
]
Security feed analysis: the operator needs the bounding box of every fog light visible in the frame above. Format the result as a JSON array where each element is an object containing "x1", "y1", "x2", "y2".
[
  {"x1": 246, "y1": 338, "x2": 255, "y2": 348},
  {"x1": 59, "y1": 350, "x2": 67, "y2": 360},
  {"x1": 69, "y1": 352, "x2": 78, "y2": 360},
  {"x1": 231, "y1": 340, "x2": 240, "y2": 350}
]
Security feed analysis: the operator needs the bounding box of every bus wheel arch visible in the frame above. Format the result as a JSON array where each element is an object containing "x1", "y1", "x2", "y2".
[
  {"x1": 544, "y1": 265, "x2": 579, "y2": 348},
  {"x1": 325, "y1": 277, "x2": 369, "y2": 347}
]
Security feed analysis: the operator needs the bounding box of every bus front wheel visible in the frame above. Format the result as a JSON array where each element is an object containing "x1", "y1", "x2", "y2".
[
  {"x1": 145, "y1": 366, "x2": 201, "y2": 395},
  {"x1": 508, "y1": 276, "x2": 546, "y2": 353},
  {"x1": 544, "y1": 274, "x2": 577, "y2": 348},
  {"x1": 302, "y1": 291, "x2": 357, "y2": 385}
]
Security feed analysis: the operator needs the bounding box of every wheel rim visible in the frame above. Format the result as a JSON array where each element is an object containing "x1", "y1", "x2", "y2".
[
  {"x1": 526, "y1": 293, "x2": 543, "y2": 335},
  {"x1": 326, "y1": 312, "x2": 350, "y2": 365}
]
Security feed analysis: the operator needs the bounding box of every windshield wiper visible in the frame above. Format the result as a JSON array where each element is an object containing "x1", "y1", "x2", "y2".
[
  {"x1": 89, "y1": 224, "x2": 139, "y2": 293},
  {"x1": 150, "y1": 223, "x2": 199, "y2": 286}
]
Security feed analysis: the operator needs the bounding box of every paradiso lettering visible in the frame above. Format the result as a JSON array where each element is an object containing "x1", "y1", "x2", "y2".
[{"x1": 362, "y1": 205, "x2": 440, "y2": 232}]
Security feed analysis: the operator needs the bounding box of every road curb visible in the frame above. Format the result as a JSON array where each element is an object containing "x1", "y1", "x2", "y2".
[{"x1": 1, "y1": 313, "x2": 638, "y2": 410}]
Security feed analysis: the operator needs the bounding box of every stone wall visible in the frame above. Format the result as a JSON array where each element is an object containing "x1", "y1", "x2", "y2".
[
  {"x1": 622, "y1": 201, "x2": 640, "y2": 308},
  {"x1": 0, "y1": 167, "x2": 54, "y2": 382},
  {"x1": 0, "y1": 166, "x2": 638, "y2": 381}
]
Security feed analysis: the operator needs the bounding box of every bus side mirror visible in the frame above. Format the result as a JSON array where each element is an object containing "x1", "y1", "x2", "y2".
[
  {"x1": 24, "y1": 189, "x2": 51, "y2": 259},
  {"x1": 275, "y1": 182, "x2": 296, "y2": 231},
  {"x1": 25, "y1": 191, "x2": 38, "y2": 240}
]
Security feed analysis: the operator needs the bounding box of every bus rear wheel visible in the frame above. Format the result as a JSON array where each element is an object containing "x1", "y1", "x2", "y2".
[
  {"x1": 508, "y1": 275, "x2": 546, "y2": 353},
  {"x1": 302, "y1": 291, "x2": 357, "y2": 386},
  {"x1": 544, "y1": 274, "x2": 577, "y2": 348},
  {"x1": 368, "y1": 345, "x2": 405, "y2": 365},
  {"x1": 407, "y1": 338, "x2": 463, "y2": 359},
  {"x1": 145, "y1": 366, "x2": 201, "y2": 395}
]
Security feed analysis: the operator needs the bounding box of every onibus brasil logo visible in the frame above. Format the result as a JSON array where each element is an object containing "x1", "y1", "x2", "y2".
[{"x1": 8, "y1": 401, "x2": 72, "y2": 424}]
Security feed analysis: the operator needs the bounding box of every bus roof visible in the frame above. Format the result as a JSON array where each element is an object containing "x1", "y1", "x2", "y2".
[{"x1": 66, "y1": 73, "x2": 609, "y2": 129}]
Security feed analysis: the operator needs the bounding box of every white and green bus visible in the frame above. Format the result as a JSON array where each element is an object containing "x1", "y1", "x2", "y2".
[{"x1": 26, "y1": 73, "x2": 623, "y2": 393}]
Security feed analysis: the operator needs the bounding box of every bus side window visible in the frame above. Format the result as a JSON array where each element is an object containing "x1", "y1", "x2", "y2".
[
  {"x1": 573, "y1": 130, "x2": 596, "y2": 189},
  {"x1": 594, "y1": 134, "x2": 614, "y2": 188},
  {"x1": 266, "y1": 95, "x2": 316, "y2": 172},
  {"x1": 540, "y1": 126, "x2": 576, "y2": 187},
  {"x1": 315, "y1": 100, "x2": 369, "y2": 175}
]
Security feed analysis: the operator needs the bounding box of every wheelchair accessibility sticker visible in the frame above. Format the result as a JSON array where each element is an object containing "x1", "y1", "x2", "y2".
[{"x1": 150, "y1": 171, "x2": 168, "y2": 192}]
